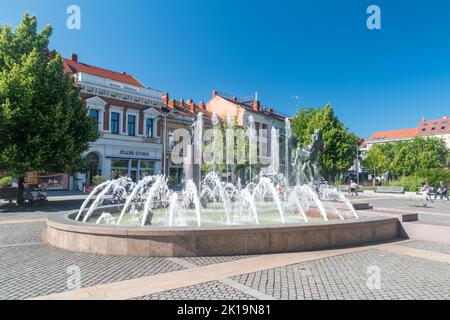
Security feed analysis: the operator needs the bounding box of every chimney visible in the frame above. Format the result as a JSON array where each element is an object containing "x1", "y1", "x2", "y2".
[
  {"x1": 212, "y1": 90, "x2": 217, "y2": 98},
  {"x1": 232, "y1": 96, "x2": 237, "y2": 102},
  {"x1": 71, "y1": 53, "x2": 78, "y2": 62},
  {"x1": 168, "y1": 99, "x2": 176, "y2": 108},
  {"x1": 252, "y1": 100, "x2": 260, "y2": 111},
  {"x1": 180, "y1": 99, "x2": 185, "y2": 106},
  {"x1": 269, "y1": 108, "x2": 273, "y2": 113},
  {"x1": 189, "y1": 102, "x2": 196, "y2": 113},
  {"x1": 199, "y1": 101, "x2": 205, "y2": 109},
  {"x1": 162, "y1": 93, "x2": 169, "y2": 105},
  {"x1": 187, "y1": 99, "x2": 193, "y2": 104}
]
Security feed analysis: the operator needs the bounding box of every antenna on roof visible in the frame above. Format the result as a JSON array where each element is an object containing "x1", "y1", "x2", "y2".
[{"x1": 255, "y1": 91, "x2": 258, "y2": 101}]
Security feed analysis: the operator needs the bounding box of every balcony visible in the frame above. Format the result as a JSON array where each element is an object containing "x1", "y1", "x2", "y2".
[{"x1": 98, "y1": 132, "x2": 162, "y2": 145}]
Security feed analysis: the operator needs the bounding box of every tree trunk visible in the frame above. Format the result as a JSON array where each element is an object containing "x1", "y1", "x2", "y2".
[{"x1": 17, "y1": 176, "x2": 25, "y2": 206}]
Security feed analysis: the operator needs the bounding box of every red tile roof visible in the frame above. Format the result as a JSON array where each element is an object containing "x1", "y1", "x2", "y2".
[
  {"x1": 216, "y1": 92, "x2": 286, "y2": 122},
  {"x1": 64, "y1": 58, "x2": 144, "y2": 88},
  {"x1": 417, "y1": 116, "x2": 450, "y2": 136},
  {"x1": 368, "y1": 128, "x2": 418, "y2": 142},
  {"x1": 164, "y1": 99, "x2": 214, "y2": 125}
]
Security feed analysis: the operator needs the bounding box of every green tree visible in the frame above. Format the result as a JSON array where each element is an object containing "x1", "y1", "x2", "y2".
[
  {"x1": 391, "y1": 137, "x2": 448, "y2": 176},
  {"x1": 363, "y1": 145, "x2": 390, "y2": 185},
  {"x1": 291, "y1": 105, "x2": 359, "y2": 180},
  {"x1": 0, "y1": 14, "x2": 98, "y2": 204}
]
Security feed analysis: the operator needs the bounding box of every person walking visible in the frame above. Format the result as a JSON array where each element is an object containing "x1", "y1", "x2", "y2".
[{"x1": 349, "y1": 180, "x2": 359, "y2": 196}]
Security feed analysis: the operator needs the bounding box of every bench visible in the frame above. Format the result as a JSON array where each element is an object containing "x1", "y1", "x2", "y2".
[{"x1": 375, "y1": 186, "x2": 405, "y2": 194}]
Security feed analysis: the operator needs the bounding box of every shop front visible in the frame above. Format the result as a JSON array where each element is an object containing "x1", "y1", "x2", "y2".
[
  {"x1": 109, "y1": 158, "x2": 156, "y2": 181},
  {"x1": 102, "y1": 145, "x2": 162, "y2": 182}
]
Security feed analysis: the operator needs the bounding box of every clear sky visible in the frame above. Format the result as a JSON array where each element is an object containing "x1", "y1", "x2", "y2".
[{"x1": 1, "y1": 0, "x2": 449, "y2": 138}]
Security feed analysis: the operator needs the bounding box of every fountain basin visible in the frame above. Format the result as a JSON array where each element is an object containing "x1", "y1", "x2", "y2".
[{"x1": 45, "y1": 212, "x2": 400, "y2": 257}]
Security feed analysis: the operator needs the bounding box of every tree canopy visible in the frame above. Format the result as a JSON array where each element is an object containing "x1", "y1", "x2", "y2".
[
  {"x1": 363, "y1": 137, "x2": 449, "y2": 178},
  {"x1": 0, "y1": 13, "x2": 98, "y2": 201}
]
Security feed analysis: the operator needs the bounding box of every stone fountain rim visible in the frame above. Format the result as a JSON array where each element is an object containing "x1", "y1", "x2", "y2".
[{"x1": 47, "y1": 211, "x2": 395, "y2": 237}]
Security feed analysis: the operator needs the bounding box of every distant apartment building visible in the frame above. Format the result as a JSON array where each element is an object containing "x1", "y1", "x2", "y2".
[
  {"x1": 417, "y1": 116, "x2": 450, "y2": 148},
  {"x1": 206, "y1": 90, "x2": 288, "y2": 173},
  {"x1": 365, "y1": 116, "x2": 450, "y2": 150},
  {"x1": 161, "y1": 94, "x2": 213, "y2": 189},
  {"x1": 64, "y1": 54, "x2": 165, "y2": 190}
]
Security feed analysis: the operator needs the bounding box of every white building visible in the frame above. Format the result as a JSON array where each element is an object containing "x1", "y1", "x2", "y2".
[{"x1": 64, "y1": 54, "x2": 164, "y2": 189}]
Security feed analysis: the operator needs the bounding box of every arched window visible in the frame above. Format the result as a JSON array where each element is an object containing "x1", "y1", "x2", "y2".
[{"x1": 146, "y1": 118, "x2": 154, "y2": 138}]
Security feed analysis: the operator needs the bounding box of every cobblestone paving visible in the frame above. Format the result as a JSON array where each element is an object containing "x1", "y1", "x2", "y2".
[
  {"x1": 232, "y1": 250, "x2": 450, "y2": 300},
  {"x1": 182, "y1": 255, "x2": 258, "y2": 267},
  {"x1": 134, "y1": 281, "x2": 255, "y2": 300},
  {"x1": 0, "y1": 222, "x2": 46, "y2": 246},
  {"x1": 0, "y1": 244, "x2": 186, "y2": 300},
  {"x1": 399, "y1": 240, "x2": 450, "y2": 255}
]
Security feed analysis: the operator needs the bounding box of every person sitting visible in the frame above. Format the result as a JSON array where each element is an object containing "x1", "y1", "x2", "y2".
[
  {"x1": 419, "y1": 183, "x2": 433, "y2": 202},
  {"x1": 435, "y1": 181, "x2": 449, "y2": 201}
]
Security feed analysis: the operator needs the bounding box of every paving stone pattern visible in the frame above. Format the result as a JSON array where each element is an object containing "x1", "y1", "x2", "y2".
[{"x1": 232, "y1": 250, "x2": 450, "y2": 300}]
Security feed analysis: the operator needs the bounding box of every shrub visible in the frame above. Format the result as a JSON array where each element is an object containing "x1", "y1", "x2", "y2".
[
  {"x1": 415, "y1": 168, "x2": 450, "y2": 186},
  {"x1": 92, "y1": 176, "x2": 104, "y2": 186},
  {"x1": 390, "y1": 176, "x2": 424, "y2": 192},
  {"x1": 0, "y1": 176, "x2": 13, "y2": 188},
  {"x1": 389, "y1": 168, "x2": 450, "y2": 192}
]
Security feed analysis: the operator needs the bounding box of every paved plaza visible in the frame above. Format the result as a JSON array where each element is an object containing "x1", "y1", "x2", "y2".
[{"x1": 0, "y1": 193, "x2": 449, "y2": 300}]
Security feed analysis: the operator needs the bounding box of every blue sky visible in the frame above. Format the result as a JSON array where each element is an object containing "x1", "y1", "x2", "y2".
[{"x1": 1, "y1": 0, "x2": 449, "y2": 138}]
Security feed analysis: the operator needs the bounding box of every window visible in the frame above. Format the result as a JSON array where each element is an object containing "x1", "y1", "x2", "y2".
[
  {"x1": 111, "y1": 159, "x2": 129, "y2": 179},
  {"x1": 422, "y1": 128, "x2": 426, "y2": 132},
  {"x1": 146, "y1": 118, "x2": 154, "y2": 137},
  {"x1": 89, "y1": 109, "x2": 99, "y2": 127},
  {"x1": 442, "y1": 126, "x2": 446, "y2": 130},
  {"x1": 431, "y1": 127, "x2": 436, "y2": 131},
  {"x1": 111, "y1": 112, "x2": 120, "y2": 134},
  {"x1": 140, "y1": 160, "x2": 155, "y2": 178},
  {"x1": 128, "y1": 115, "x2": 136, "y2": 136}
]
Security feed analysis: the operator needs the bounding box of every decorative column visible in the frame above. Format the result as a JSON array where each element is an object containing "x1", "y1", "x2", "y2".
[
  {"x1": 122, "y1": 108, "x2": 128, "y2": 133},
  {"x1": 103, "y1": 105, "x2": 110, "y2": 132}
]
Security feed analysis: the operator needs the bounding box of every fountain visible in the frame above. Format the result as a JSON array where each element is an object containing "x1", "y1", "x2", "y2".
[
  {"x1": 270, "y1": 127, "x2": 280, "y2": 175},
  {"x1": 247, "y1": 116, "x2": 257, "y2": 183},
  {"x1": 226, "y1": 115, "x2": 234, "y2": 183},
  {"x1": 193, "y1": 112, "x2": 203, "y2": 191},
  {"x1": 46, "y1": 126, "x2": 398, "y2": 257},
  {"x1": 285, "y1": 118, "x2": 292, "y2": 184}
]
